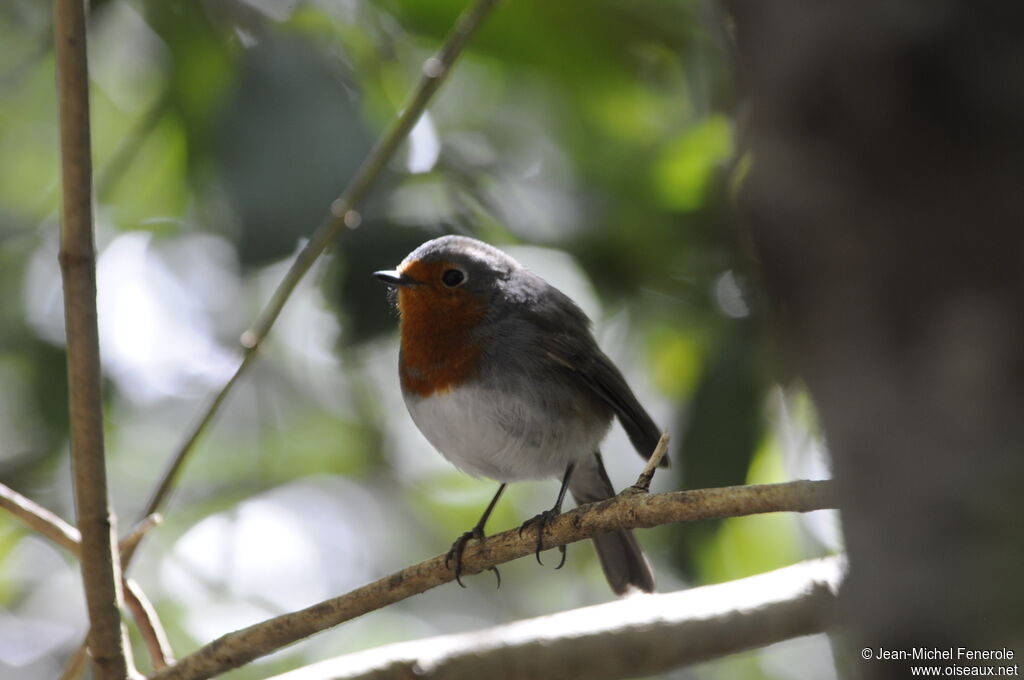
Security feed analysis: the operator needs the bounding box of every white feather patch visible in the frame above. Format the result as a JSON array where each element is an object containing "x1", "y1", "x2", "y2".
[{"x1": 404, "y1": 384, "x2": 607, "y2": 482}]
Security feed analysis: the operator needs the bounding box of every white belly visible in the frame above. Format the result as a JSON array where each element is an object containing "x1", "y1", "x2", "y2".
[{"x1": 404, "y1": 384, "x2": 609, "y2": 482}]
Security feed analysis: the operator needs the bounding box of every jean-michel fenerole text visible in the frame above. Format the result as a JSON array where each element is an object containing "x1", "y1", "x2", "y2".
[{"x1": 875, "y1": 648, "x2": 1015, "y2": 662}]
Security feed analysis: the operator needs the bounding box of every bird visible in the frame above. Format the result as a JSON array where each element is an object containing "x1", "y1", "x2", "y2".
[{"x1": 374, "y1": 235, "x2": 666, "y2": 594}]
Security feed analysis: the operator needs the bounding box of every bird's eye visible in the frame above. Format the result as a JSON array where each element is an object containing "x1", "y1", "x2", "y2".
[{"x1": 441, "y1": 268, "x2": 465, "y2": 287}]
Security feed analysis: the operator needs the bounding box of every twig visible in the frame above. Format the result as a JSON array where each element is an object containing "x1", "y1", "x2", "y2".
[
  {"x1": 265, "y1": 556, "x2": 843, "y2": 680},
  {"x1": 125, "y1": 578, "x2": 175, "y2": 670},
  {"x1": 58, "y1": 645, "x2": 90, "y2": 680},
  {"x1": 120, "y1": 514, "x2": 163, "y2": 558},
  {"x1": 151, "y1": 479, "x2": 836, "y2": 680},
  {"x1": 633, "y1": 432, "x2": 670, "y2": 491},
  {"x1": 0, "y1": 481, "x2": 80, "y2": 553},
  {"x1": 140, "y1": 352, "x2": 256, "y2": 521},
  {"x1": 118, "y1": 518, "x2": 175, "y2": 667},
  {"x1": 141, "y1": 0, "x2": 502, "y2": 524},
  {"x1": 53, "y1": 0, "x2": 129, "y2": 677},
  {"x1": 243, "y1": 0, "x2": 502, "y2": 345}
]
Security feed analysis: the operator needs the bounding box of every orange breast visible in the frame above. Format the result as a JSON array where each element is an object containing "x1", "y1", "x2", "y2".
[{"x1": 397, "y1": 261, "x2": 487, "y2": 397}]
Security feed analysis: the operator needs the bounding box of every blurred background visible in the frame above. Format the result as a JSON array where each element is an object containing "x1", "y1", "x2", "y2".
[{"x1": 0, "y1": 0, "x2": 839, "y2": 678}]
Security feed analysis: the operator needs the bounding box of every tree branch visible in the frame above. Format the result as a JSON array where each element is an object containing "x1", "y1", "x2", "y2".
[
  {"x1": 141, "y1": 0, "x2": 502, "y2": 524},
  {"x1": 53, "y1": 0, "x2": 129, "y2": 677},
  {"x1": 264, "y1": 556, "x2": 843, "y2": 680},
  {"x1": 150, "y1": 479, "x2": 835, "y2": 680}
]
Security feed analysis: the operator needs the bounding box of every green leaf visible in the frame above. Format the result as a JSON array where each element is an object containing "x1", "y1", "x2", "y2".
[{"x1": 653, "y1": 114, "x2": 733, "y2": 211}]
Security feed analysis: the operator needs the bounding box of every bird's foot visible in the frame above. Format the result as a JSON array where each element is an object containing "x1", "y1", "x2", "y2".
[
  {"x1": 445, "y1": 526, "x2": 500, "y2": 588},
  {"x1": 518, "y1": 509, "x2": 567, "y2": 569}
]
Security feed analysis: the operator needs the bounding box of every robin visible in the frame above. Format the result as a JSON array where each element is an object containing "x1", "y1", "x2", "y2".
[{"x1": 375, "y1": 235, "x2": 666, "y2": 594}]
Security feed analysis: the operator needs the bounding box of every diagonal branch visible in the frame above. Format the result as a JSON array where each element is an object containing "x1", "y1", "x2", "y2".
[
  {"x1": 141, "y1": 0, "x2": 503, "y2": 524},
  {"x1": 634, "y1": 432, "x2": 670, "y2": 491},
  {"x1": 53, "y1": 0, "x2": 129, "y2": 677},
  {"x1": 150, "y1": 479, "x2": 836, "y2": 680},
  {"x1": 264, "y1": 557, "x2": 844, "y2": 680},
  {"x1": 59, "y1": 646, "x2": 90, "y2": 680},
  {"x1": 0, "y1": 481, "x2": 81, "y2": 553},
  {"x1": 124, "y1": 579, "x2": 175, "y2": 670}
]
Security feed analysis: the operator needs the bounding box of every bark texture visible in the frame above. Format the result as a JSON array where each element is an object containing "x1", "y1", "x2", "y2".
[{"x1": 54, "y1": 0, "x2": 129, "y2": 676}]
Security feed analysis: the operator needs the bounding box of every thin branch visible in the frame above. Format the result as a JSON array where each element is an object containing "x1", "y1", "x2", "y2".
[
  {"x1": 264, "y1": 556, "x2": 843, "y2": 680},
  {"x1": 0, "y1": 481, "x2": 81, "y2": 553},
  {"x1": 634, "y1": 432, "x2": 670, "y2": 491},
  {"x1": 125, "y1": 579, "x2": 175, "y2": 670},
  {"x1": 53, "y1": 0, "x2": 129, "y2": 677},
  {"x1": 59, "y1": 645, "x2": 90, "y2": 680},
  {"x1": 120, "y1": 514, "x2": 164, "y2": 558},
  {"x1": 150, "y1": 479, "x2": 836, "y2": 680},
  {"x1": 244, "y1": 0, "x2": 502, "y2": 345},
  {"x1": 141, "y1": 0, "x2": 502, "y2": 524},
  {"x1": 140, "y1": 351, "x2": 256, "y2": 520}
]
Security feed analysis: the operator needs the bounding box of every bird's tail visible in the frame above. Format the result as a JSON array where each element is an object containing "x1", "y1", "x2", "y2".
[{"x1": 569, "y1": 452, "x2": 655, "y2": 594}]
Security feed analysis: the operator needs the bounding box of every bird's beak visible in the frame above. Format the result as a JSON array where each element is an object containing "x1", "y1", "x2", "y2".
[{"x1": 373, "y1": 270, "x2": 419, "y2": 287}]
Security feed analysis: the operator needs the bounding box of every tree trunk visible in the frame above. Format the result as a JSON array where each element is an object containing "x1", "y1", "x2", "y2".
[{"x1": 728, "y1": 1, "x2": 1024, "y2": 676}]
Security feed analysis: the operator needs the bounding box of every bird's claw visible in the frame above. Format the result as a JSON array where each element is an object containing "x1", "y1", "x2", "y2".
[
  {"x1": 446, "y1": 526, "x2": 500, "y2": 588},
  {"x1": 488, "y1": 565, "x2": 501, "y2": 588},
  {"x1": 519, "y1": 509, "x2": 566, "y2": 567}
]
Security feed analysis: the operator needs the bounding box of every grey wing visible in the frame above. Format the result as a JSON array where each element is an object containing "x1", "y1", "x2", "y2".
[
  {"x1": 552, "y1": 343, "x2": 667, "y2": 464},
  {"x1": 518, "y1": 279, "x2": 667, "y2": 464}
]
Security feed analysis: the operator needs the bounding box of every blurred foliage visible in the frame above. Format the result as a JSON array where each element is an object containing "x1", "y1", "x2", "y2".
[{"x1": 0, "y1": 1, "x2": 838, "y2": 679}]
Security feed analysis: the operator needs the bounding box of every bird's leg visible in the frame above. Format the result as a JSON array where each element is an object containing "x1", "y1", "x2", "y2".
[
  {"x1": 446, "y1": 483, "x2": 506, "y2": 588},
  {"x1": 519, "y1": 462, "x2": 575, "y2": 568}
]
